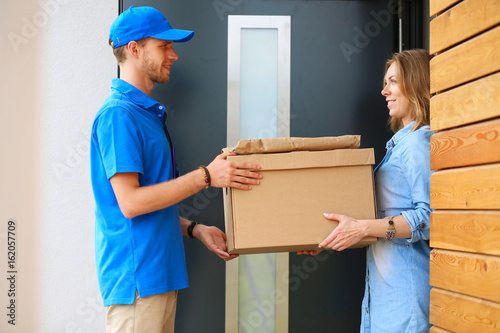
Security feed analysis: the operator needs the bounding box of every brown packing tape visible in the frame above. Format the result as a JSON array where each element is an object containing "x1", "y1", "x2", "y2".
[
  {"x1": 227, "y1": 149, "x2": 375, "y2": 171},
  {"x1": 228, "y1": 136, "x2": 361, "y2": 155}
]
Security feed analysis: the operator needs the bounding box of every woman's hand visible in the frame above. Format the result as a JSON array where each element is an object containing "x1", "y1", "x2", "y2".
[
  {"x1": 319, "y1": 213, "x2": 368, "y2": 251},
  {"x1": 297, "y1": 250, "x2": 323, "y2": 256}
]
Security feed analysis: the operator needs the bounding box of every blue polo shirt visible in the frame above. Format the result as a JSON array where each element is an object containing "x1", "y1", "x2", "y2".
[{"x1": 90, "y1": 78, "x2": 188, "y2": 306}]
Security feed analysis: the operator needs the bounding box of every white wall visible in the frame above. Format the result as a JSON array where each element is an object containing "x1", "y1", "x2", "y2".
[{"x1": 1, "y1": 0, "x2": 116, "y2": 331}]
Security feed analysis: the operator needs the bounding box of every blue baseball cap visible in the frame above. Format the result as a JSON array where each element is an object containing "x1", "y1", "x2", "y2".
[{"x1": 109, "y1": 6, "x2": 194, "y2": 48}]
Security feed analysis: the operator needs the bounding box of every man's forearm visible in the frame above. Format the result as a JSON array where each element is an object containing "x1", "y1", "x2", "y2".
[
  {"x1": 180, "y1": 216, "x2": 192, "y2": 236},
  {"x1": 111, "y1": 169, "x2": 206, "y2": 219}
]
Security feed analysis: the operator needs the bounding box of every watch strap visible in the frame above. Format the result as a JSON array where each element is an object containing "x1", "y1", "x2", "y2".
[{"x1": 187, "y1": 221, "x2": 198, "y2": 239}]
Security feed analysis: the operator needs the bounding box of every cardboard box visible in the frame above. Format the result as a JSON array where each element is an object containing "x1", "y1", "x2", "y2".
[{"x1": 223, "y1": 143, "x2": 378, "y2": 254}]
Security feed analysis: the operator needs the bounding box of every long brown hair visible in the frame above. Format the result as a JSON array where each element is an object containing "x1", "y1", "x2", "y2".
[{"x1": 384, "y1": 49, "x2": 431, "y2": 133}]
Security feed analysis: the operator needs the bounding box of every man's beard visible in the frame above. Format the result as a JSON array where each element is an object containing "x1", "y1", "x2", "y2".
[{"x1": 142, "y1": 52, "x2": 170, "y2": 84}]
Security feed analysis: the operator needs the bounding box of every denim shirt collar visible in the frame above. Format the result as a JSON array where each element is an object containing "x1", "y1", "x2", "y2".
[
  {"x1": 386, "y1": 121, "x2": 415, "y2": 150},
  {"x1": 111, "y1": 78, "x2": 164, "y2": 112}
]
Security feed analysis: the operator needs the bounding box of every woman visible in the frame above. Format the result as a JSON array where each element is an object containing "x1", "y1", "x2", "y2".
[{"x1": 302, "y1": 49, "x2": 433, "y2": 332}]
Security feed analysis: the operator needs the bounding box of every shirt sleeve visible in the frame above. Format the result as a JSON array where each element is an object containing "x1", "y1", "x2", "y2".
[
  {"x1": 95, "y1": 106, "x2": 144, "y2": 179},
  {"x1": 400, "y1": 130, "x2": 433, "y2": 243}
]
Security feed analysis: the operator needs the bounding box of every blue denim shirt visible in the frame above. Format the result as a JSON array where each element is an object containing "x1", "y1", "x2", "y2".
[{"x1": 360, "y1": 122, "x2": 433, "y2": 332}]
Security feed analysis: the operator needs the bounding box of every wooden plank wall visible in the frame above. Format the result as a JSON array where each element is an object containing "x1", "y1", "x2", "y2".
[{"x1": 429, "y1": 0, "x2": 500, "y2": 332}]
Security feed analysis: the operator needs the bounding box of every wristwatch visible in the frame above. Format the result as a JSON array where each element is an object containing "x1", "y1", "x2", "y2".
[{"x1": 187, "y1": 221, "x2": 198, "y2": 239}]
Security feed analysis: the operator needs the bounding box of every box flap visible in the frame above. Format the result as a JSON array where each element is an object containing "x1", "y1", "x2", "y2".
[
  {"x1": 227, "y1": 136, "x2": 360, "y2": 155},
  {"x1": 228, "y1": 148, "x2": 374, "y2": 171}
]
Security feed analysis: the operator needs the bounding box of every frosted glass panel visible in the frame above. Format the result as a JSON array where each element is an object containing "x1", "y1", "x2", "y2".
[
  {"x1": 238, "y1": 27, "x2": 278, "y2": 333},
  {"x1": 240, "y1": 28, "x2": 278, "y2": 139},
  {"x1": 227, "y1": 15, "x2": 290, "y2": 333},
  {"x1": 239, "y1": 254, "x2": 276, "y2": 332}
]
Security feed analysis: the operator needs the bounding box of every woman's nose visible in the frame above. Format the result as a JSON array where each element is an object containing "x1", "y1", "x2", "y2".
[{"x1": 381, "y1": 86, "x2": 389, "y2": 96}]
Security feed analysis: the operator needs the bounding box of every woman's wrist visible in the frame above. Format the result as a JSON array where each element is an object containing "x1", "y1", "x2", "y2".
[{"x1": 362, "y1": 219, "x2": 384, "y2": 238}]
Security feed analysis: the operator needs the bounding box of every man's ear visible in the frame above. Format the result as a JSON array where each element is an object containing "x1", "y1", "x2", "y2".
[{"x1": 127, "y1": 41, "x2": 140, "y2": 58}]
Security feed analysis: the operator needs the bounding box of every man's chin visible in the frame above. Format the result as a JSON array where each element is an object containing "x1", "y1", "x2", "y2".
[{"x1": 154, "y1": 76, "x2": 170, "y2": 85}]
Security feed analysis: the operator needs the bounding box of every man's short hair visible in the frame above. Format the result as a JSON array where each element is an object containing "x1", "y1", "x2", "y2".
[{"x1": 109, "y1": 38, "x2": 147, "y2": 64}]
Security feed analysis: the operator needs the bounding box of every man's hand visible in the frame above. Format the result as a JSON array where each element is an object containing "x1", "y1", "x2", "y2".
[
  {"x1": 207, "y1": 151, "x2": 262, "y2": 190},
  {"x1": 193, "y1": 224, "x2": 239, "y2": 261}
]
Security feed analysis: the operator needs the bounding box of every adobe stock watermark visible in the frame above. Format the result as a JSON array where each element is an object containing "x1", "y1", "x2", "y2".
[
  {"x1": 8, "y1": 0, "x2": 69, "y2": 53},
  {"x1": 241, "y1": 107, "x2": 296, "y2": 140},
  {"x1": 64, "y1": 292, "x2": 104, "y2": 333},
  {"x1": 51, "y1": 129, "x2": 90, "y2": 182},
  {"x1": 257, "y1": 107, "x2": 296, "y2": 140},
  {"x1": 213, "y1": 0, "x2": 244, "y2": 21},
  {"x1": 239, "y1": 250, "x2": 332, "y2": 332},
  {"x1": 339, "y1": 0, "x2": 398, "y2": 64},
  {"x1": 179, "y1": 186, "x2": 221, "y2": 221}
]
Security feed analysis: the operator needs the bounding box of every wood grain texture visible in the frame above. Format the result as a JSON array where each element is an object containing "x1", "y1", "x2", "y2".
[
  {"x1": 430, "y1": 0, "x2": 461, "y2": 16},
  {"x1": 430, "y1": 0, "x2": 500, "y2": 54},
  {"x1": 430, "y1": 72, "x2": 500, "y2": 131},
  {"x1": 431, "y1": 117, "x2": 500, "y2": 170},
  {"x1": 430, "y1": 25, "x2": 500, "y2": 94},
  {"x1": 431, "y1": 210, "x2": 500, "y2": 255},
  {"x1": 430, "y1": 288, "x2": 500, "y2": 332},
  {"x1": 430, "y1": 249, "x2": 500, "y2": 303},
  {"x1": 430, "y1": 326, "x2": 453, "y2": 333},
  {"x1": 431, "y1": 163, "x2": 500, "y2": 209}
]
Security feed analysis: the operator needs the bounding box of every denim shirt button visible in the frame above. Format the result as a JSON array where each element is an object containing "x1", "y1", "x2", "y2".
[
  {"x1": 419, "y1": 223, "x2": 425, "y2": 229},
  {"x1": 366, "y1": 307, "x2": 369, "y2": 313},
  {"x1": 406, "y1": 244, "x2": 410, "y2": 248}
]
